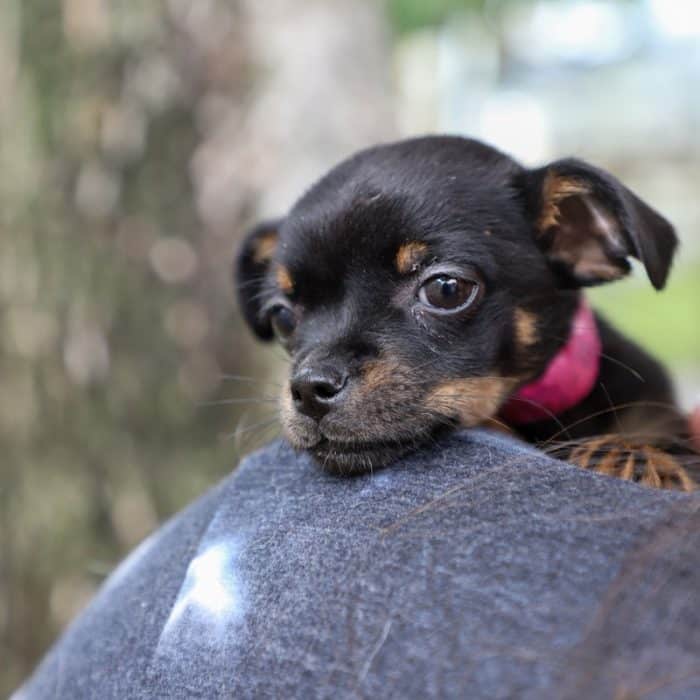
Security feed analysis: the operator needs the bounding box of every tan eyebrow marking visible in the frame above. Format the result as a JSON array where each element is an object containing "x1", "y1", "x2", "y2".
[
  {"x1": 395, "y1": 242, "x2": 429, "y2": 275},
  {"x1": 276, "y1": 265, "x2": 294, "y2": 294},
  {"x1": 252, "y1": 231, "x2": 278, "y2": 264}
]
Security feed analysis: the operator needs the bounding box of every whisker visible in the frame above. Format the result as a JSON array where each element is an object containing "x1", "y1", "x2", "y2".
[
  {"x1": 527, "y1": 327, "x2": 646, "y2": 383},
  {"x1": 199, "y1": 396, "x2": 279, "y2": 407},
  {"x1": 543, "y1": 432, "x2": 700, "y2": 453},
  {"x1": 424, "y1": 389, "x2": 570, "y2": 439},
  {"x1": 599, "y1": 381, "x2": 623, "y2": 433},
  {"x1": 240, "y1": 422, "x2": 282, "y2": 455},
  {"x1": 219, "y1": 373, "x2": 284, "y2": 389},
  {"x1": 541, "y1": 401, "x2": 686, "y2": 445},
  {"x1": 223, "y1": 414, "x2": 280, "y2": 442},
  {"x1": 272, "y1": 348, "x2": 292, "y2": 364},
  {"x1": 598, "y1": 352, "x2": 645, "y2": 383}
]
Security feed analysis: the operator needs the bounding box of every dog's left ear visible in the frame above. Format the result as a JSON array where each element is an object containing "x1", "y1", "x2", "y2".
[
  {"x1": 519, "y1": 158, "x2": 678, "y2": 290},
  {"x1": 234, "y1": 219, "x2": 284, "y2": 341}
]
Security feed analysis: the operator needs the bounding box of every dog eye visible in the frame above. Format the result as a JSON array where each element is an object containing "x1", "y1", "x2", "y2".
[
  {"x1": 418, "y1": 275, "x2": 478, "y2": 311},
  {"x1": 269, "y1": 305, "x2": 297, "y2": 340}
]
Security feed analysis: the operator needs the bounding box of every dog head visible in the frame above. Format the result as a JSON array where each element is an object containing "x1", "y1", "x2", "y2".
[{"x1": 235, "y1": 136, "x2": 677, "y2": 473}]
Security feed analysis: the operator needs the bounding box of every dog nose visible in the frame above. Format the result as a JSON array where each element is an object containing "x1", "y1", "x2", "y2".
[{"x1": 290, "y1": 366, "x2": 348, "y2": 421}]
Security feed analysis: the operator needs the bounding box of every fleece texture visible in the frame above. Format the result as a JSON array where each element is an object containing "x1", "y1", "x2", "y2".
[{"x1": 14, "y1": 431, "x2": 700, "y2": 700}]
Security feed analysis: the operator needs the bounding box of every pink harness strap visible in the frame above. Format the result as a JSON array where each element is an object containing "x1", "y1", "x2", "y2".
[{"x1": 500, "y1": 299, "x2": 602, "y2": 425}]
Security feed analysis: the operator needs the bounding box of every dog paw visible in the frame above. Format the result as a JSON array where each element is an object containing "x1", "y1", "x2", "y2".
[{"x1": 566, "y1": 436, "x2": 696, "y2": 492}]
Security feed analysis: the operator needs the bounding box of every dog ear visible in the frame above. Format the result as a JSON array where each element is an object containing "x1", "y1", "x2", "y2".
[
  {"x1": 235, "y1": 219, "x2": 283, "y2": 341},
  {"x1": 520, "y1": 159, "x2": 678, "y2": 290}
]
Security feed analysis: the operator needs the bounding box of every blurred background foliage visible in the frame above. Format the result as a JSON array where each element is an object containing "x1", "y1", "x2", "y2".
[{"x1": 1, "y1": 0, "x2": 698, "y2": 693}]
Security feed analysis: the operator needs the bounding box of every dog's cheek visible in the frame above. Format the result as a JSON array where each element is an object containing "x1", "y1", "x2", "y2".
[
  {"x1": 359, "y1": 357, "x2": 404, "y2": 396},
  {"x1": 329, "y1": 358, "x2": 411, "y2": 434},
  {"x1": 423, "y1": 377, "x2": 518, "y2": 426},
  {"x1": 324, "y1": 356, "x2": 430, "y2": 441}
]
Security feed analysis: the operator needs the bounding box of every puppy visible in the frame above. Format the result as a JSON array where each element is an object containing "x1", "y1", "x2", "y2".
[{"x1": 235, "y1": 136, "x2": 698, "y2": 490}]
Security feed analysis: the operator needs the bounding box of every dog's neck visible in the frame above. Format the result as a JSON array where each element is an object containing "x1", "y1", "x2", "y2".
[{"x1": 500, "y1": 298, "x2": 601, "y2": 425}]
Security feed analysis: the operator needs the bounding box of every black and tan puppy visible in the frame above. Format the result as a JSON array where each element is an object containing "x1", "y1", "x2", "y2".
[{"x1": 235, "y1": 136, "x2": 698, "y2": 490}]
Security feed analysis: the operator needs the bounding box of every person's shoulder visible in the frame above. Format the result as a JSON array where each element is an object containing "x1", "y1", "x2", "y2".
[{"x1": 15, "y1": 432, "x2": 698, "y2": 700}]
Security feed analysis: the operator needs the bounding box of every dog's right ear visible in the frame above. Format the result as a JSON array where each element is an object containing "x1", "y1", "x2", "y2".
[{"x1": 234, "y1": 219, "x2": 283, "y2": 341}]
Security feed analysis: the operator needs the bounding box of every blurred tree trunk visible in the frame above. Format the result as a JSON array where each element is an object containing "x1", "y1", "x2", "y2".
[{"x1": 0, "y1": 0, "x2": 394, "y2": 694}]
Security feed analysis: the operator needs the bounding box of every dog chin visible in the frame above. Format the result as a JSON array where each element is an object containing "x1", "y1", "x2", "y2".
[
  {"x1": 284, "y1": 418, "x2": 456, "y2": 475},
  {"x1": 309, "y1": 438, "x2": 414, "y2": 475}
]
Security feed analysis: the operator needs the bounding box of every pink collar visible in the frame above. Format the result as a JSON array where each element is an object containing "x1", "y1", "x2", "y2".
[{"x1": 500, "y1": 299, "x2": 601, "y2": 425}]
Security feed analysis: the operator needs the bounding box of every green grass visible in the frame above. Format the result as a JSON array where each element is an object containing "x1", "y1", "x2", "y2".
[
  {"x1": 387, "y1": 0, "x2": 643, "y2": 34},
  {"x1": 589, "y1": 263, "x2": 700, "y2": 366},
  {"x1": 387, "y1": 0, "x2": 482, "y2": 34}
]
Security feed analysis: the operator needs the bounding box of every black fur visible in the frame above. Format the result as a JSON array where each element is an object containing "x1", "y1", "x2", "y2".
[{"x1": 235, "y1": 136, "x2": 696, "y2": 485}]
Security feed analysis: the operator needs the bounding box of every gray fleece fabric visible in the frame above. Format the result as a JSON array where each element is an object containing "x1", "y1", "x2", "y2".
[{"x1": 13, "y1": 431, "x2": 700, "y2": 700}]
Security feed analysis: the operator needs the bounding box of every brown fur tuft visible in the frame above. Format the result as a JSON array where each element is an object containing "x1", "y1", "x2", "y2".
[
  {"x1": 538, "y1": 173, "x2": 591, "y2": 234},
  {"x1": 569, "y1": 435, "x2": 696, "y2": 492}
]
